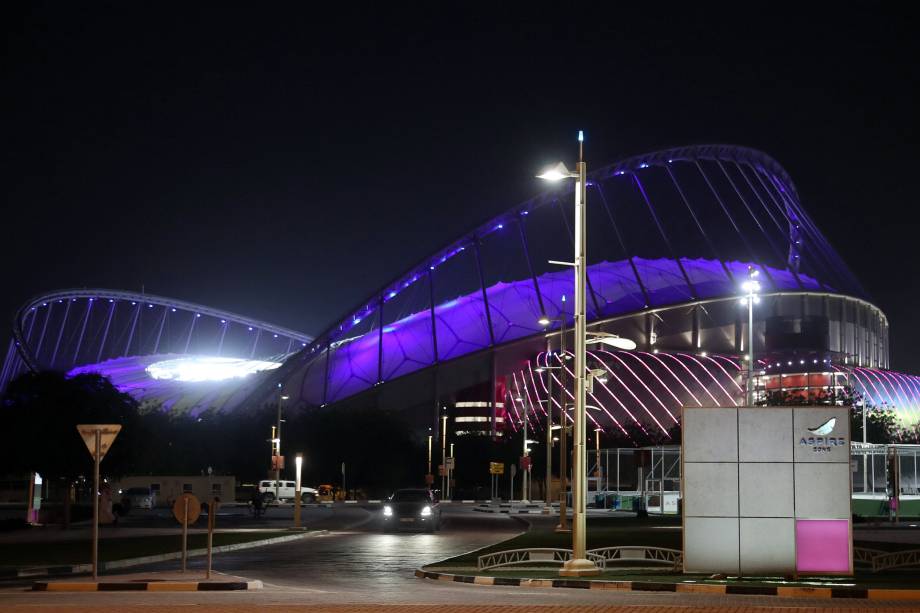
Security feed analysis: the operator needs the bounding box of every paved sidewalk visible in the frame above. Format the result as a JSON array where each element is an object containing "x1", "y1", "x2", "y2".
[{"x1": 3, "y1": 605, "x2": 920, "y2": 612}]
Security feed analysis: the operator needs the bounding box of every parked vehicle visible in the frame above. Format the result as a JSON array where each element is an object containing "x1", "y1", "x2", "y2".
[
  {"x1": 257, "y1": 480, "x2": 318, "y2": 503},
  {"x1": 382, "y1": 488, "x2": 441, "y2": 532},
  {"x1": 120, "y1": 487, "x2": 156, "y2": 511}
]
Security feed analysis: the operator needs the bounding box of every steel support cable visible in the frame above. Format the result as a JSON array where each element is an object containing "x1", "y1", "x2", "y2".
[
  {"x1": 869, "y1": 368, "x2": 912, "y2": 412},
  {"x1": 592, "y1": 181, "x2": 652, "y2": 307},
  {"x1": 153, "y1": 305, "x2": 168, "y2": 355},
  {"x1": 733, "y1": 161, "x2": 805, "y2": 284},
  {"x1": 760, "y1": 171, "x2": 856, "y2": 294},
  {"x1": 563, "y1": 349, "x2": 655, "y2": 434},
  {"x1": 675, "y1": 352, "x2": 738, "y2": 405},
  {"x1": 761, "y1": 172, "x2": 844, "y2": 291},
  {"x1": 769, "y1": 173, "x2": 867, "y2": 296},
  {"x1": 592, "y1": 348, "x2": 679, "y2": 422},
  {"x1": 711, "y1": 354, "x2": 743, "y2": 371},
  {"x1": 545, "y1": 352, "x2": 616, "y2": 431},
  {"x1": 631, "y1": 173, "x2": 698, "y2": 299},
  {"x1": 716, "y1": 160, "x2": 805, "y2": 290},
  {"x1": 698, "y1": 354, "x2": 745, "y2": 393},
  {"x1": 663, "y1": 163, "x2": 735, "y2": 284},
  {"x1": 657, "y1": 351, "x2": 720, "y2": 406},
  {"x1": 123, "y1": 302, "x2": 142, "y2": 357},
  {"x1": 72, "y1": 299, "x2": 94, "y2": 365},
  {"x1": 554, "y1": 195, "x2": 603, "y2": 316},
  {"x1": 49, "y1": 299, "x2": 72, "y2": 367},
  {"x1": 847, "y1": 366, "x2": 893, "y2": 408},
  {"x1": 517, "y1": 216, "x2": 548, "y2": 322},
  {"x1": 33, "y1": 301, "x2": 53, "y2": 363},
  {"x1": 525, "y1": 362, "x2": 549, "y2": 418},
  {"x1": 693, "y1": 160, "x2": 777, "y2": 289},
  {"x1": 511, "y1": 372, "x2": 538, "y2": 431},
  {"x1": 585, "y1": 348, "x2": 673, "y2": 430},
  {"x1": 833, "y1": 365, "x2": 878, "y2": 408},
  {"x1": 613, "y1": 350, "x2": 684, "y2": 405},
  {"x1": 95, "y1": 301, "x2": 117, "y2": 363},
  {"x1": 639, "y1": 351, "x2": 703, "y2": 406},
  {"x1": 535, "y1": 351, "x2": 565, "y2": 413},
  {"x1": 472, "y1": 239, "x2": 497, "y2": 347}
]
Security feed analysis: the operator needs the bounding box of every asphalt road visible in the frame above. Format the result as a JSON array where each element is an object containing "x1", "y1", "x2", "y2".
[{"x1": 1, "y1": 505, "x2": 918, "y2": 610}]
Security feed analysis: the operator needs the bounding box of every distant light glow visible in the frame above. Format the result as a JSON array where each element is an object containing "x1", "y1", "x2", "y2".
[{"x1": 146, "y1": 356, "x2": 282, "y2": 382}]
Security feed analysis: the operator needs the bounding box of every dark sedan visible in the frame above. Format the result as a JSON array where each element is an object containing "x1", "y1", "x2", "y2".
[{"x1": 382, "y1": 488, "x2": 441, "y2": 531}]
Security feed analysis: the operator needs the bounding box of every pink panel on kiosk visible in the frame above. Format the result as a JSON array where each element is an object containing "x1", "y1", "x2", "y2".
[{"x1": 795, "y1": 519, "x2": 850, "y2": 572}]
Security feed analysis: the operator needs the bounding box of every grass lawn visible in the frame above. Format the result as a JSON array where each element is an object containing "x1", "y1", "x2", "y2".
[
  {"x1": 428, "y1": 515, "x2": 920, "y2": 589},
  {"x1": 433, "y1": 516, "x2": 682, "y2": 568},
  {"x1": 0, "y1": 530, "x2": 292, "y2": 568}
]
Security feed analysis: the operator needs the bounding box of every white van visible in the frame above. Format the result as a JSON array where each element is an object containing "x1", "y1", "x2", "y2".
[{"x1": 258, "y1": 480, "x2": 318, "y2": 503}]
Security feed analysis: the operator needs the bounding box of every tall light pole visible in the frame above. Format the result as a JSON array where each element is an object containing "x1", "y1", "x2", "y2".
[
  {"x1": 538, "y1": 304, "x2": 567, "y2": 528},
  {"x1": 427, "y1": 427, "x2": 433, "y2": 489},
  {"x1": 739, "y1": 266, "x2": 760, "y2": 406},
  {"x1": 441, "y1": 413, "x2": 448, "y2": 499},
  {"x1": 275, "y1": 393, "x2": 288, "y2": 502},
  {"x1": 294, "y1": 453, "x2": 303, "y2": 528},
  {"x1": 537, "y1": 131, "x2": 598, "y2": 575}
]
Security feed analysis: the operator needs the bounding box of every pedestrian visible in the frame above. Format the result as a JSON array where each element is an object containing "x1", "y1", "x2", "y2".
[{"x1": 251, "y1": 489, "x2": 264, "y2": 519}]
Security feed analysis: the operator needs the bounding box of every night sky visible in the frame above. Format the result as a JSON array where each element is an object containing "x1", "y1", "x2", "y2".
[{"x1": 3, "y1": 5, "x2": 919, "y2": 372}]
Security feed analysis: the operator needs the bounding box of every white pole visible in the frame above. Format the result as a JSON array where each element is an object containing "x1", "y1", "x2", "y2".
[
  {"x1": 561, "y1": 133, "x2": 597, "y2": 576},
  {"x1": 92, "y1": 430, "x2": 100, "y2": 580}
]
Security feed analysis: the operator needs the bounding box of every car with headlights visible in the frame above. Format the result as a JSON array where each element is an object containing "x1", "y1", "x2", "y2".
[
  {"x1": 121, "y1": 487, "x2": 156, "y2": 510},
  {"x1": 382, "y1": 488, "x2": 441, "y2": 531}
]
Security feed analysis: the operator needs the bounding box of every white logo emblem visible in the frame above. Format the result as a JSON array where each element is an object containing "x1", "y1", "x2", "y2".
[{"x1": 807, "y1": 417, "x2": 836, "y2": 436}]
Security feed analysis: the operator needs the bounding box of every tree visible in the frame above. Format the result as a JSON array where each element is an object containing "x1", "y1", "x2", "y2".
[{"x1": 0, "y1": 371, "x2": 141, "y2": 481}]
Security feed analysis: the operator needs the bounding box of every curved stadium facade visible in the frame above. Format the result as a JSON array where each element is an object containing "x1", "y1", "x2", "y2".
[{"x1": 4, "y1": 145, "x2": 919, "y2": 434}]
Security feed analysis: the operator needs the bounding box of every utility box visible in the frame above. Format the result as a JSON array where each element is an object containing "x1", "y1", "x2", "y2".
[{"x1": 682, "y1": 406, "x2": 852, "y2": 576}]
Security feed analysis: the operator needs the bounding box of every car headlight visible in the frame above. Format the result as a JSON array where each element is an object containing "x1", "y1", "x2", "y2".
[
  {"x1": 420, "y1": 505, "x2": 432, "y2": 516},
  {"x1": 383, "y1": 505, "x2": 393, "y2": 517}
]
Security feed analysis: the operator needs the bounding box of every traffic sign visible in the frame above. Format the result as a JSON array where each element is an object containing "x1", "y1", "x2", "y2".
[
  {"x1": 425, "y1": 473, "x2": 434, "y2": 485},
  {"x1": 76, "y1": 424, "x2": 121, "y2": 461},
  {"x1": 489, "y1": 462, "x2": 504, "y2": 475},
  {"x1": 173, "y1": 493, "x2": 201, "y2": 526},
  {"x1": 438, "y1": 464, "x2": 446, "y2": 476},
  {"x1": 519, "y1": 456, "x2": 532, "y2": 470},
  {"x1": 445, "y1": 457, "x2": 455, "y2": 470}
]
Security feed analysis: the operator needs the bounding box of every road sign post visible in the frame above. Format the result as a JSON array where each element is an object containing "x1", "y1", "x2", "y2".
[
  {"x1": 206, "y1": 497, "x2": 219, "y2": 579},
  {"x1": 172, "y1": 493, "x2": 201, "y2": 572},
  {"x1": 76, "y1": 424, "x2": 121, "y2": 581}
]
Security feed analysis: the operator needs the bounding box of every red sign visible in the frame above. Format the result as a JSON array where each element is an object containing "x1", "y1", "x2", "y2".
[
  {"x1": 424, "y1": 473, "x2": 434, "y2": 485},
  {"x1": 519, "y1": 456, "x2": 532, "y2": 470}
]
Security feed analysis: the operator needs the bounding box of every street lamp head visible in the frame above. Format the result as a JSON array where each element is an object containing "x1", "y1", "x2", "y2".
[
  {"x1": 586, "y1": 335, "x2": 637, "y2": 350},
  {"x1": 536, "y1": 162, "x2": 576, "y2": 182},
  {"x1": 537, "y1": 314, "x2": 552, "y2": 327}
]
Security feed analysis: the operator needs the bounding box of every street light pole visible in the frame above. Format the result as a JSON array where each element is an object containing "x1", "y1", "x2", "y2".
[
  {"x1": 427, "y1": 428, "x2": 433, "y2": 489},
  {"x1": 441, "y1": 414, "x2": 447, "y2": 499},
  {"x1": 275, "y1": 393, "x2": 288, "y2": 502},
  {"x1": 740, "y1": 266, "x2": 760, "y2": 406}
]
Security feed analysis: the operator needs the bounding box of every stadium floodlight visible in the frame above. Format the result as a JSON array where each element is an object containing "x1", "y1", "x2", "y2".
[{"x1": 146, "y1": 356, "x2": 281, "y2": 382}]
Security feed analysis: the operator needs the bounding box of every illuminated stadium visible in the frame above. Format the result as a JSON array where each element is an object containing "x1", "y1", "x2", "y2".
[
  {"x1": 1, "y1": 289, "x2": 311, "y2": 415},
  {"x1": 4, "y1": 145, "x2": 919, "y2": 433}
]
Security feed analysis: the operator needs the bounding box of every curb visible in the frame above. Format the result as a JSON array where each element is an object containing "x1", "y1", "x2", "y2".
[
  {"x1": 2, "y1": 531, "x2": 326, "y2": 580},
  {"x1": 32, "y1": 579, "x2": 263, "y2": 592},
  {"x1": 414, "y1": 569, "x2": 920, "y2": 602}
]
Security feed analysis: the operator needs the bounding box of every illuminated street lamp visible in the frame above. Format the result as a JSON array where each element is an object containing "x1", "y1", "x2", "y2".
[
  {"x1": 294, "y1": 453, "x2": 303, "y2": 528},
  {"x1": 538, "y1": 132, "x2": 600, "y2": 575},
  {"x1": 738, "y1": 266, "x2": 761, "y2": 406}
]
